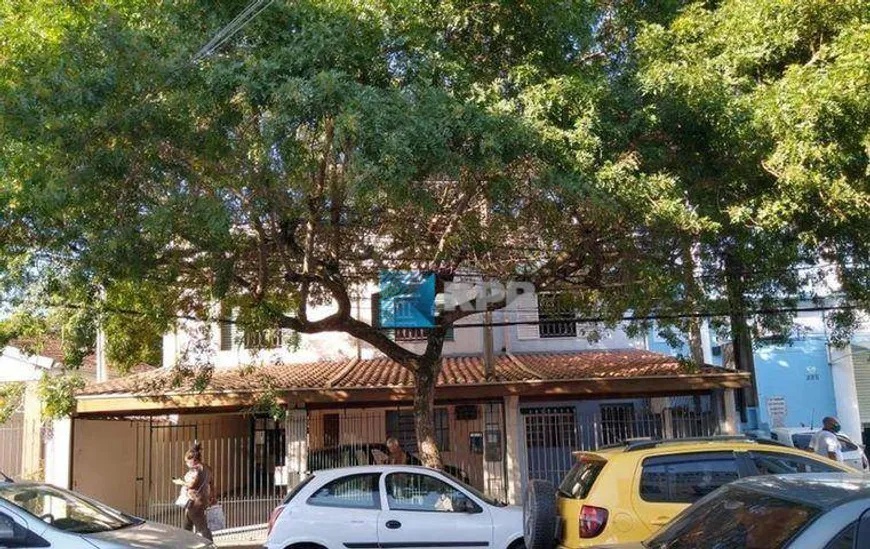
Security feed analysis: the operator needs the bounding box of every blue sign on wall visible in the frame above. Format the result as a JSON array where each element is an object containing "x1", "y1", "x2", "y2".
[{"x1": 379, "y1": 271, "x2": 435, "y2": 329}]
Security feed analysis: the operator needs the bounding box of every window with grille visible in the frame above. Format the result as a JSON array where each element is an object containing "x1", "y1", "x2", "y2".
[
  {"x1": 600, "y1": 403, "x2": 637, "y2": 446},
  {"x1": 219, "y1": 304, "x2": 234, "y2": 351},
  {"x1": 522, "y1": 407, "x2": 577, "y2": 448},
  {"x1": 323, "y1": 414, "x2": 340, "y2": 448},
  {"x1": 243, "y1": 328, "x2": 283, "y2": 349},
  {"x1": 386, "y1": 409, "x2": 450, "y2": 451},
  {"x1": 372, "y1": 292, "x2": 453, "y2": 342},
  {"x1": 537, "y1": 293, "x2": 577, "y2": 338}
]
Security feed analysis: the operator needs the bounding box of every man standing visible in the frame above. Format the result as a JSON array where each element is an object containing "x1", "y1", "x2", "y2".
[{"x1": 810, "y1": 416, "x2": 844, "y2": 463}]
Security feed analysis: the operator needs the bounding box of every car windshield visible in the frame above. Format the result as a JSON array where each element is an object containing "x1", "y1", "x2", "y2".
[
  {"x1": 644, "y1": 486, "x2": 822, "y2": 549},
  {"x1": 0, "y1": 484, "x2": 139, "y2": 534}
]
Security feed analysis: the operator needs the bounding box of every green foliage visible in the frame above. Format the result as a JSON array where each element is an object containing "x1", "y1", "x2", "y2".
[
  {"x1": 631, "y1": 0, "x2": 870, "y2": 342},
  {"x1": 0, "y1": 0, "x2": 868, "y2": 369},
  {"x1": 37, "y1": 372, "x2": 86, "y2": 420},
  {"x1": 0, "y1": 382, "x2": 25, "y2": 424}
]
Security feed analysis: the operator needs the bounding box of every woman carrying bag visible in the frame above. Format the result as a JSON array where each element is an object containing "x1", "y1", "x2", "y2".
[{"x1": 173, "y1": 443, "x2": 213, "y2": 541}]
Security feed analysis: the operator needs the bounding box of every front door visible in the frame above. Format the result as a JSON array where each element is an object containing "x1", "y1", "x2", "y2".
[
  {"x1": 630, "y1": 451, "x2": 741, "y2": 535},
  {"x1": 379, "y1": 471, "x2": 492, "y2": 549}
]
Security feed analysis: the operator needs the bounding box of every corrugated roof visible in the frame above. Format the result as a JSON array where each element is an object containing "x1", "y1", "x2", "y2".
[{"x1": 77, "y1": 349, "x2": 732, "y2": 398}]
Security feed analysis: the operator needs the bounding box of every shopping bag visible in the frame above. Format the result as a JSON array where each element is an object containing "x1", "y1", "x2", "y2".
[
  {"x1": 174, "y1": 486, "x2": 189, "y2": 508},
  {"x1": 206, "y1": 504, "x2": 226, "y2": 532}
]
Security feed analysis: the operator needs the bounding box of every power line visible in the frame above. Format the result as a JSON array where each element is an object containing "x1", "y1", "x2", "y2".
[
  {"x1": 192, "y1": 0, "x2": 277, "y2": 63},
  {"x1": 11, "y1": 302, "x2": 861, "y2": 331}
]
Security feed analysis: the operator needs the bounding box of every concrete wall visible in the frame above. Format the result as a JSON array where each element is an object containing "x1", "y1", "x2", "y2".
[
  {"x1": 161, "y1": 284, "x2": 656, "y2": 369},
  {"x1": 44, "y1": 418, "x2": 72, "y2": 488},
  {"x1": 502, "y1": 293, "x2": 644, "y2": 354},
  {"x1": 0, "y1": 348, "x2": 51, "y2": 382},
  {"x1": 753, "y1": 337, "x2": 837, "y2": 430}
]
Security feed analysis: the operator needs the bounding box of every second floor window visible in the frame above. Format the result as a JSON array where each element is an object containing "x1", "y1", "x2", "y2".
[
  {"x1": 372, "y1": 292, "x2": 453, "y2": 342},
  {"x1": 538, "y1": 293, "x2": 577, "y2": 338},
  {"x1": 243, "y1": 328, "x2": 283, "y2": 349}
]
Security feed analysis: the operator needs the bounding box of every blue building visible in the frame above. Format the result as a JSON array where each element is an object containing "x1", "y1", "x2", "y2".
[{"x1": 648, "y1": 324, "x2": 841, "y2": 434}]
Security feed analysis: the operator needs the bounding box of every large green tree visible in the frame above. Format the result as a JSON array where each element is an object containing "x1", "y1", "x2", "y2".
[
  {"x1": 0, "y1": 0, "x2": 698, "y2": 466},
  {"x1": 629, "y1": 0, "x2": 870, "y2": 368}
]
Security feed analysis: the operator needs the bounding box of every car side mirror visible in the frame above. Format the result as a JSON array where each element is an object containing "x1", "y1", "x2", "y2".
[{"x1": 456, "y1": 498, "x2": 482, "y2": 514}]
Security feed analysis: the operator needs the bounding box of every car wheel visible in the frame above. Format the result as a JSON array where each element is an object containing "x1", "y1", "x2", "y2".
[{"x1": 523, "y1": 479, "x2": 557, "y2": 549}]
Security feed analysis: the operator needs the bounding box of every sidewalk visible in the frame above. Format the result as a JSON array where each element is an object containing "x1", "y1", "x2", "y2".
[{"x1": 213, "y1": 524, "x2": 266, "y2": 548}]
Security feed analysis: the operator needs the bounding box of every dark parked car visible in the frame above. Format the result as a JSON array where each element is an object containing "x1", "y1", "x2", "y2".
[{"x1": 306, "y1": 443, "x2": 472, "y2": 484}]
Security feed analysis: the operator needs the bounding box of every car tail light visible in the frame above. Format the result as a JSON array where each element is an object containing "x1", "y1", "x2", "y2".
[
  {"x1": 267, "y1": 505, "x2": 285, "y2": 536},
  {"x1": 579, "y1": 505, "x2": 608, "y2": 538}
]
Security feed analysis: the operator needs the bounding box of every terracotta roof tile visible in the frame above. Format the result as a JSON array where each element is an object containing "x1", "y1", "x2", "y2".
[
  {"x1": 514, "y1": 349, "x2": 699, "y2": 379},
  {"x1": 77, "y1": 349, "x2": 726, "y2": 398},
  {"x1": 77, "y1": 360, "x2": 346, "y2": 396}
]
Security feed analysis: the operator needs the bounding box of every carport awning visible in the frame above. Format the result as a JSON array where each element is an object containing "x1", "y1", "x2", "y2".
[{"x1": 74, "y1": 349, "x2": 750, "y2": 416}]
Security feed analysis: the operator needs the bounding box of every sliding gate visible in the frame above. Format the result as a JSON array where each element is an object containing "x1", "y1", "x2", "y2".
[{"x1": 133, "y1": 415, "x2": 285, "y2": 530}]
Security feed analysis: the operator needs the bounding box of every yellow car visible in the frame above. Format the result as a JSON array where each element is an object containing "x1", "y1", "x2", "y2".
[{"x1": 522, "y1": 436, "x2": 857, "y2": 549}]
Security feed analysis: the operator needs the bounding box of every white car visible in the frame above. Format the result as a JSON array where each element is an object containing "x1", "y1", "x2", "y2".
[
  {"x1": 769, "y1": 427, "x2": 870, "y2": 471},
  {"x1": 265, "y1": 465, "x2": 525, "y2": 549},
  {"x1": 0, "y1": 480, "x2": 213, "y2": 548}
]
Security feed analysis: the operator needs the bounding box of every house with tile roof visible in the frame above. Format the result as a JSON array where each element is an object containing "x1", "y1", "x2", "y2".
[
  {"x1": 0, "y1": 337, "x2": 154, "y2": 483},
  {"x1": 64, "y1": 286, "x2": 749, "y2": 536}
]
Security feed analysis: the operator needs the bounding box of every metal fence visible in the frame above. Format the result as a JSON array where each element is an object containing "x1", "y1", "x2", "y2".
[
  {"x1": 132, "y1": 415, "x2": 285, "y2": 531},
  {"x1": 129, "y1": 403, "x2": 509, "y2": 534},
  {"x1": 0, "y1": 414, "x2": 24, "y2": 480},
  {"x1": 522, "y1": 399, "x2": 719, "y2": 486},
  {"x1": 307, "y1": 403, "x2": 508, "y2": 503}
]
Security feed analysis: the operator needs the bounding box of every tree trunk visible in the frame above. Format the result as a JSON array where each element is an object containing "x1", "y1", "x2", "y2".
[
  {"x1": 686, "y1": 318, "x2": 705, "y2": 365},
  {"x1": 725, "y1": 254, "x2": 759, "y2": 413},
  {"x1": 681, "y1": 241, "x2": 706, "y2": 366},
  {"x1": 413, "y1": 364, "x2": 444, "y2": 469}
]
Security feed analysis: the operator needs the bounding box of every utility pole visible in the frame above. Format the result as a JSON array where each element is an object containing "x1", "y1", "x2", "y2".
[
  {"x1": 483, "y1": 310, "x2": 495, "y2": 382},
  {"x1": 725, "y1": 254, "x2": 758, "y2": 426},
  {"x1": 95, "y1": 286, "x2": 108, "y2": 383}
]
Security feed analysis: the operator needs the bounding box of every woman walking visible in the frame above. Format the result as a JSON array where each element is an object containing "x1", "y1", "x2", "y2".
[{"x1": 174, "y1": 443, "x2": 213, "y2": 541}]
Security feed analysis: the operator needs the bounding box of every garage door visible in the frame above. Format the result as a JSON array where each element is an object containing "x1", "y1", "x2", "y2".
[{"x1": 854, "y1": 345, "x2": 870, "y2": 424}]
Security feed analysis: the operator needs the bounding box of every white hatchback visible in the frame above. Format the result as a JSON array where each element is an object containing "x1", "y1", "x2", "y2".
[
  {"x1": 265, "y1": 465, "x2": 525, "y2": 549},
  {"x1": 769, "y1": 427, "x2": 870, "y2": 472}
]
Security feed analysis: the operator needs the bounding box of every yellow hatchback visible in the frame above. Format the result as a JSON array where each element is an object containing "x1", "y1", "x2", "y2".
[{"x1": 522, "y1": 436, "x2": 857, "y2": 549}]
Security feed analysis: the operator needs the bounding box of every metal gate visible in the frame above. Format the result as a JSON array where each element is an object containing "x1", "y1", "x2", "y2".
[
  {"x1": 522, "y1": 398, "x2": 719, "y2": 486},
  {"x1": 0, "y1": 414, "x2": 24, "y2": 480},
  {"x1": 133, "y1": 415, "x2": 285, "y2": 531},
  {"x1": 306, "y1": 402, "x2": 509, "y2": 503}
]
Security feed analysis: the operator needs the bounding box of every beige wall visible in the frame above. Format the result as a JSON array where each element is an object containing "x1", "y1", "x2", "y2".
[
  {"x1": 73, "y1": 414, "x2": 253, "y2": 517},
  {"x1": 20, "y1": 384, "x2": 43, "y2": 480},
  {"x1": 72, "y1": 419, "x2": 137, "y2": 513}
]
